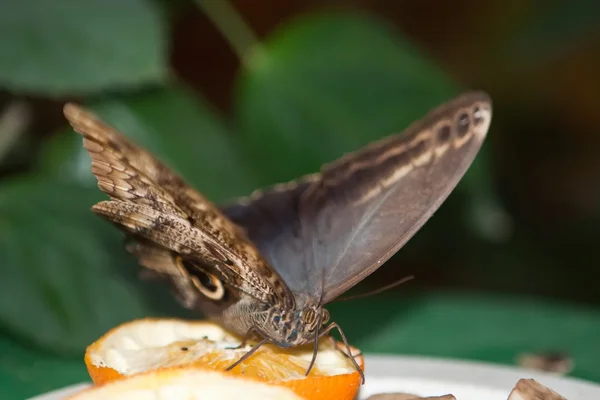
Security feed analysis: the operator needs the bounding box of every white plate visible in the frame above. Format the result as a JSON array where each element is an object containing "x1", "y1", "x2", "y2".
[{"x1": 28, "y1": 354, "x2": 600, "y2": 400}]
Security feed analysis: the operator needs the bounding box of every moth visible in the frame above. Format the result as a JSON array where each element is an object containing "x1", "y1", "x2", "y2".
[{"x1": 64, "y1": 91, "x2": 492, "y2": 383}]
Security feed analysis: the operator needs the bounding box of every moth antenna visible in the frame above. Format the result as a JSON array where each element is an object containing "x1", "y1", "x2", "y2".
[{"x1": 335, "y1": 275, "x2": 415, "y2": 302}]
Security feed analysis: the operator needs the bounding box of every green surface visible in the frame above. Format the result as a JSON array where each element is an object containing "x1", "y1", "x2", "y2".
[{"x1": 4, "y1": 292, "x2": 599, "y2": 399}]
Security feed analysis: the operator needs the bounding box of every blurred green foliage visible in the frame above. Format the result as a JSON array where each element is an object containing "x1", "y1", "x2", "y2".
[
  {"x1": 235, "y1": 13, "x2": 459, "y2": 183},
  {"x1": 0, "y1": 0, "x2": 167, "y2": 95},
  {"x1": 43, "y1": 86, "x2": 259, "y2": 200},
  {"x1": 0, "y1": 0, "x2": 599, "y2": 397}
]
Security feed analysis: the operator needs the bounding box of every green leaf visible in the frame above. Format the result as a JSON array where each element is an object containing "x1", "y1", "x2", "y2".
[
  {"x1": 0, "y1": 0, "x2": 167, "y2": 95},
  {"x1": 41, "y1": 86, "x2": 259, "y2": 203},
  {"x1": 0, "y1": 177, "x2": 174, "y2": 355},
  {"x1": 0, "y1": 335, "x2": 87, "y2": 400},
  {"x1": 235, "y1": 13, "x2": 460, "y2": 185}
]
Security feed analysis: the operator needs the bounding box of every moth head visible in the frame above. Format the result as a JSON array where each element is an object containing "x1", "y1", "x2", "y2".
[
  {"x1": 300, "y1": 307, "x2": 330, "y2": 329},
  {"x1": 175, "y1": 256, "x2": 226, "y2": 301},
  {"x1": 265, "y1": 306, "x2": 330, "y2": 346}
]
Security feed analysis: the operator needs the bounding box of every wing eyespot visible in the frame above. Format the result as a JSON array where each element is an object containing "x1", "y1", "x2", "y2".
[
  {"x1": 437, "y1": 124, "x2": 452, "y2": 143},
  {"x1": 473, "y1": 106, "x2": 485, "y2": 126},
  {"x1": 175, "y1": 256, "x2": 226, "y2": 301},
  {"x1": 456, "y1": 112, "x2": 470, "y2": 137}
]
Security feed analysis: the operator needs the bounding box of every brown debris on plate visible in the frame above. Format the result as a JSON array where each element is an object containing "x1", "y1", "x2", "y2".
[
  {"x1": 516, "y1": 352, "x2": 573, "y2": 375},
  {"x1": 366, "y1": 378, "x2": 568, "y2": 400},
  {"x1": 507, "y1": 379, "x2": 567, "y2": 400},
  {"x1": 367, "y1": 394, "x2": 456, "y2": 400}
]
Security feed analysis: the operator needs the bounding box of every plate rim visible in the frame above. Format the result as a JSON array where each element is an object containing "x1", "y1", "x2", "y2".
[
  {"x1": 364, "y1": 354, "x2": 600, "y2": 398},
  {"x1": 27, "y1": 354, "x2": 600, "y2": 399}
]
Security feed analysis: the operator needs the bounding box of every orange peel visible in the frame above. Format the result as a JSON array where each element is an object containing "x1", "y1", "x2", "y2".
[{"x1": 84, "y1": 318, "x2": 363, "y2": 400}]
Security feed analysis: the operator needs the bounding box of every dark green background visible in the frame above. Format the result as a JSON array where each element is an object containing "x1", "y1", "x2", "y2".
[{"x1": 0, "y1": 1, "x2": 599, "y2": 398}]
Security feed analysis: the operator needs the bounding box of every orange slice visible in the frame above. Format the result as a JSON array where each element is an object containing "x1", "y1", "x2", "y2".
[
  {"x1": 69, "y1": 367, "x2": 303, "y2": 399},
  {"x1": 85, "y1": 318, "x2": 363, "y2": 400}
]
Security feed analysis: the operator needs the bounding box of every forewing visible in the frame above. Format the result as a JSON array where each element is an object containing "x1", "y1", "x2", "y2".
[
  {"x1": 63, "y1": 104, "x2": 294, "y2": 308},
  {"x1": 305, "y1": 91, "x2": 492, "y2": 303},
  {"x1": 221, "y1": 92, "x2": 492, "y2": 306}
]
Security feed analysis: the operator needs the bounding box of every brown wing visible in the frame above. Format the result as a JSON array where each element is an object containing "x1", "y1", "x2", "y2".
[
  {"x1": 63, "y1": 104, "x2": 294, "y2": 309},
  {"x1": 222, "y1": 91, "x2": 492, "y2": 306}
]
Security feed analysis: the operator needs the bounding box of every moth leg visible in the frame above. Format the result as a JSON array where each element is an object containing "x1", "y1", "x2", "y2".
[
  {"x1": 225, "y1": 336, "x2": 271, "y2": 371},
  {"x1": 320, "y1": 322, "x2": 365, "y2": 384},
  {"x1": 328, "y1": 334, "x2": 363, "y2": 359}
]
